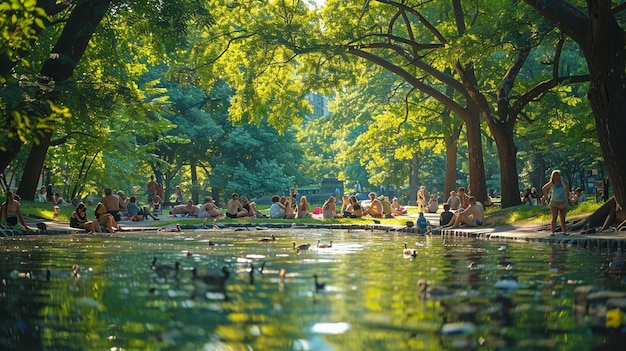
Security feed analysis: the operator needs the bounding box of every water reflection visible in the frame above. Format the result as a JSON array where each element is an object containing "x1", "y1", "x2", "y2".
[{"x1": 0, "y1": 229, "x2": 623, "y2": 350}]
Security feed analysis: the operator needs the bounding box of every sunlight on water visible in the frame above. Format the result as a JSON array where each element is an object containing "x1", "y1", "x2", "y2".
[{"x1": 1, "y1": 229, "x2": 625, "y2": 350}]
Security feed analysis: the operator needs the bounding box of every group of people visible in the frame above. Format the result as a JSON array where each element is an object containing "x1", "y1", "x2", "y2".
[
  {"x1": 429, "y1": 186, "x2": 485, "y2": 229},
  {"x1": 319, "y1": 192, "x2": 407, "y2": 219},
  {"x1": 69, "y1": 187, "x2": 163, "y2": 234},
  {"x1": 37, "y1": 184, "x2": 65, "y2": 205}
]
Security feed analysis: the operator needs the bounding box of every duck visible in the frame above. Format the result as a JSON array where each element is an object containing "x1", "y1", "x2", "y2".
[
  {"x1": 403, "y1": 242, "x2": 417, "y2": 256},
  {"x1": 317, "y1": 240, "x2": 333, "y2": 248},
  {"x1": 151, "y1": 257, "x2": 180, "y2": 280},
  {"x1": 258, "y1": 234, "x2": 276, "y2": 242},
  {"x1": 314, "y1": 274, "x2": 325, "y2": 290},
  {"x1": 293, "y1": 242, "x2": 311, "y2": 250},
  {"x1": 417, "y1": 279, "x2": 453, "y2": 298},
  {"x1": 191, "y1": 266, "x2": 230, "y2": 288},
  {"x1": 72, "y1": 265, "x2": 80, "y2": 279},
  {"x1": 202, "y1": 218, "x2": 220, "y2": 230}
]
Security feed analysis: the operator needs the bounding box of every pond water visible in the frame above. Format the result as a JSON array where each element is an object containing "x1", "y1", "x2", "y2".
[{"x1": 1, "y1": 228, "x2": 624, "y2": 350}]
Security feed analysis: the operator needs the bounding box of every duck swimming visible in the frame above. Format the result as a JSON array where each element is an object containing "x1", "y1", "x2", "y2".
[
  {"x1": 293, "y1": 242, "x2": 311, "y2": 250},
  {"x1": 192, "y1": 266, "x2": 230, "y2": 289},
  {"x1": 314, "y1": 274, "x2": 325, "y2": 290},
  {"x1": 403, "y1": 243, "x2": 417, "y2": 256},
  {"x1": 151, "y1": 257, "x2": 180, "y2": 280},
  {"x1": 317, "y1": 240, "x2": 333, "y2": 248},
  {"x1": 258, "y1": 234, "x2": 276, "y2": 242},
  {"x1": 417, "y1": 279, "x2": 453, "y2": 298},
  {"x1": 191, "y1": 266, "x2": 230, "y2": 300}
]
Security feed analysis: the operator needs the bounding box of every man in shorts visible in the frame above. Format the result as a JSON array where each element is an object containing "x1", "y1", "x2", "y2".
[{"x1": 450, "y1": 196, "x2": 484, "y2": 229}]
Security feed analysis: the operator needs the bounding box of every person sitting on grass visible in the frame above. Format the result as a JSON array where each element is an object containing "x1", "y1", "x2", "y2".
[
  {"x1": 198, "y1": 196, "x2": 222, "y2": 219},
  {"x1": 70, "y1": 203, "x2": 101, "y2": 233},
  {"x1": 241, "y1": 195, "x2": 264, "y2": 218},
  {"x1": 391, "y1": 197, "x2": 407, "y2": 216},
  {"x1": 322, "y1": 196, "x2": 338, "y2": 219},
  {"x1": 94, "y1": 202, "x2": 120, "y2": 233},
  {"x1": 296, "y1": 196, "x2": 312, "y2": 218},
  {"x1": 1, "y1": 190, "x2": 30, "y2": 232},
  {"x1": 439, "y1": 204, "x2": 454, "y2": 227},
  {"x1": 416, "y1": 212, "x2": 430, "y2": 230},
  {"x1": 380, "y1": 196, "x2": 393, "y2": 218},
  {"x1": 101, "y1": 188, "x2": 123, "y2": 222},
  {"x1": 226, "y1": 193, "x2": 249, "y2": 218},
  {"x1": 449, "y1": 196, "x2": 484, "y2": 229},
  {"x1": 425, "y1": 194, "x2": 438, "y2": 213},
  {"x1": 127, "y1": 196, "x2": 159, "y2": 220},
  {"x1": 150, "y1": 194, "x2": 162, "y2": 215},
  {"x1": 366, "y1": 192, "x2": 383, "y2": 218},
  {"x1": 343, "y1": 195, "x2": 363, "y2": 218},
  {"x1": 284, "y1": 198, "x2": 297, "y2": 219},
  {"x1": 269, "y1": 195, "x2": 286, "y2": 219}
]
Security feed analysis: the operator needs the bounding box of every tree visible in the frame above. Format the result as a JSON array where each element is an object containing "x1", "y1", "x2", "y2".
[
  {"x1": 2, "y1": 0, "x2": 215, "y2": 200},
  {"x1": 524, "y1": 0, "x2": 626, "y2": 223}
]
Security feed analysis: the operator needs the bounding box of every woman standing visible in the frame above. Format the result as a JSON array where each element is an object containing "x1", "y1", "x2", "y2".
[
  {"x1": 542, "y1": 170, "x2": 569, "y2": 236},
  {"x1": 417, "y1": 186, "x2": 427, "y2": 211}
]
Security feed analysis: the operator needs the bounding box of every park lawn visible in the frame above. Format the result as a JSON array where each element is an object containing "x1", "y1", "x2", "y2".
[{"x1": 17, "y1": 199, "x2": 604, "y2": 228}]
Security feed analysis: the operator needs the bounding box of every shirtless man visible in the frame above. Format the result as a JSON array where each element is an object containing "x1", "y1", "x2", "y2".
[
  {"x1": 449, "y1": 196, "x2": 484, "y2": 229},
  {"x1": 366, "y1": 192, "x2": 383, "y2": 218},
  {"x1": 226, "y1": 193, "x2": 248, "y2": 218},
  {"x1": 146, "y1": 175, "x2": 159, "y2": 203},
  {"x1": 1, "y1": 191, "x2": 30, "y2": 232},
  {"x1": 170, "y1": 200, "x2": 198, "y2": 216},
  {"x1": 101, "y1": 188, "x2": 122, "y2": 222}
]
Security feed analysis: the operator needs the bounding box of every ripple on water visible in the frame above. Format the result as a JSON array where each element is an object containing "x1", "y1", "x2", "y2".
[{"x1": 0, "y1": 230, "x2": 620, "y2": 350}]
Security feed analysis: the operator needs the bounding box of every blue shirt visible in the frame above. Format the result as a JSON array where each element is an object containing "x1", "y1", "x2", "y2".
[{"x1": 417, "y1": 216, "x2": 429, "y2": 229}]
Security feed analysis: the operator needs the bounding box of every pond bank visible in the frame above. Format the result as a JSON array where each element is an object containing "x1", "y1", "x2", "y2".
[{"x1": 4, "y1": 213, "x2": 626, "y2": 251}]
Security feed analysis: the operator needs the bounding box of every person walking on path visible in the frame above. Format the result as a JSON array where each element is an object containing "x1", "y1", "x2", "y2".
[{"x1": 542, "y1": 170, "x2": 569, "y2": 236}]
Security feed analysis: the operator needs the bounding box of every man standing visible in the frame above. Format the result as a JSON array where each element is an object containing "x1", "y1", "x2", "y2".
[
  {"x1": 290, "y1": 182, "x2": 298, "y2": 201},
  {"x1": 147, "y1": 175, "x2": 158, "y2": 203}
]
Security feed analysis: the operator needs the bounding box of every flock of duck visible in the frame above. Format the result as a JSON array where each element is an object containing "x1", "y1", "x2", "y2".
[
  {"x1": 146, "y1": 235, "x2": 338, "y2": 300},
  {"x1": 143, "y1": 233, "x2": 524, "y2": 306}
]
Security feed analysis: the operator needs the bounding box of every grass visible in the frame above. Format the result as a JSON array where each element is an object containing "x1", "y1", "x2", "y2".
[
  {"x1": 16, "y1": 199, "x2": 603, "y2": 228},
  {"x1": 483, "y1": 200, "x2": 603, "y2": 225}
]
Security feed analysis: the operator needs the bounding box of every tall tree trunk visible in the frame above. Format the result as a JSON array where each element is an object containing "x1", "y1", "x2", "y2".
[
  {"x1": 582, "y1": 0, "x2": 626, "y2": 221},
  {"x1": 191, "y1": 162, "x2": 199, "y2": 204},
  {"x1": 11, "y1": 0, "x2": 111, "y2": 200},
  {"x1": 489, "y1": 111, "x2": 521, "y2": 208},
  {"x1": 524, "y1": 0, "x2": 626, "y2": 222},
  {"x1": 464, "y1": 106, "x2": 488, "y2": 205},
  {"x1": 17, "y1": 133, "x2": 52, "y2": 200},
  {"x1": 444, "y1": 134, "x2": 458, "y2": 197}
]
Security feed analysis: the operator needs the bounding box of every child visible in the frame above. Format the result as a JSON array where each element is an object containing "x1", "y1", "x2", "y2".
[{"x1": 416, "y1": 212, "x2": 430, "y2": 230}]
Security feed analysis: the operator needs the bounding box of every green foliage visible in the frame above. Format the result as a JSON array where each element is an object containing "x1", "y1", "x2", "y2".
[{"x1": 0, "y1": 0, "x2": 48, "y2": 72}]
